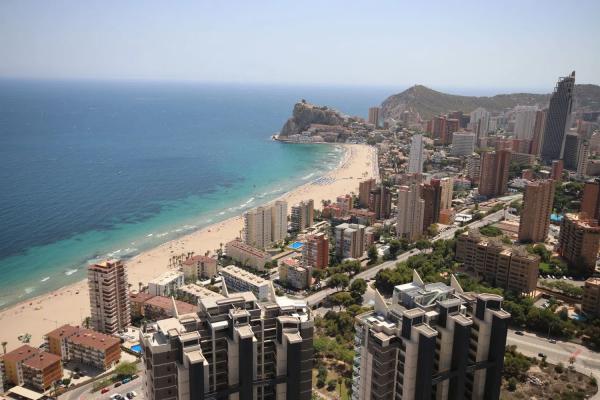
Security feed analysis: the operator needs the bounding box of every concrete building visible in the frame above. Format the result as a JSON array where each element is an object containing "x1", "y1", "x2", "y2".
[
  {"x1": 271, "y1": 200, "x2": 288, "y2": 244},
  {"x1": 456, "y1": 230, "x2": 539, "y2": 295},
  {"x1": 336, "y1": 194, "x2": 353, "y2": 215},
  {"x1": 149, "y1": 270, "x2": 186, "y2": 297},
  {"x1": 558, "y1": 213, "x2": 600, "y2": 272},
  {"x1": 334, "y1": 223, "x2": 366, "y2": 259},
  {"x1": 551, "y1": 159, "x2": 564, "y2": 181},
  {"x1": 396, "y1": 184, "x2": 424, "y2": 242},
  {"x1": 577, "y1": 140, "x2": 590, "y2": 178},
  {"x1": 1, "y1": 345, "x2": 63, "y2": 392},
  {"x1": 436, "y1": 177, "x2": 454, "y2": 211},
  {"x1": 513, "y1": 106, "x2": 538, "y2": 140},
  {"x1": 225, "y1": 239, "x2": 272, "y2": 271},
  {"x1": 408, "y1": 134, "x2": 424, "y2": 174},
  {"x1": 368, "y1": 107, "x2": 381, "y2": 128},
  {"x1": 451, "y1": 131, "x2": 475, "y2": 156},
  {"x1": 466, "y1": 154, "x2": 481, "y2": 182},
  {"x1": 469, "y1": 107, "x2": 491, "y2": 142},
  {"x1": 88, "y1": 259, "x2": 131, "y2": 334},
  {"x1": 140, "y1": 293, "x2": 313, "y2": 400},
  {"x1": 478, "y1": 150, "x2": 511, "y2": 198},
  {"x1": 351, "y1": 272, "x2": 510, "y2": 400},
  {"x1": 176, "y1": 284, "x2": 225, "y2": 305},
  {"x1": 181, "y1": 255, "x2": 217, "y2": 281},
  {"x1": 279, "y1": 257, "x2": 311, "y2": 290},
  {"x1": 45, "y1": 324, "x2": 121, "y2": 370},
  {"x1": 581, "y1": 180, "x2": 600, "y2": 220},
  {"x1": 144, "y1": 296, "x2": 197, "y2": 321},
  {"x1": 530, "y1": 109, "x2": 547, "y2": 156},
  {"x1": 421, "y1": 182, "x2": 441, "y2": 231},
  {"x1": 220, "y1": 265, "x2": 272, "y2": 301},
  {"x1": 243, "y1": 201, "x2": 287, "y2": 249},
  {"x1": 243, "y1": 206, "x2": 272, "y2": 249},
  {"x1": 563, "y1": 132, "x2": 580, "y2": 170},
  {"x1": 541, "y1": 72, "x2": 576, "y2": 163},
  {"x1": 368, "y1": 185, "x2": 392, "y2": 220},
  {"x1": 582, "y1": 278, "x2": 600, "y2": 317},
  {"x1": 358, "y1": 178, "x2": 377, "y2": 208},
  {"x1": 290, "y1": 200, "x2": 314, "y2": 232},
  {"x1": 518, "y1": 180, "x2": 555, "y2": 243},
  {"x1": 302, "y1": 233, "x2": 329, "y2": 269}
]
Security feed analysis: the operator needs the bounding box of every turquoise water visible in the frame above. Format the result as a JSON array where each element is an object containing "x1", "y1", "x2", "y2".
[
  {"x1": 288, "y1": 242, "x2": 304, "y2": 250},
  {"x1": 131, "y1": 344, "x2": 142, "y2": 353},
  {"x1": 0, "y1": 80, "x2": 390, "y2": 309}
]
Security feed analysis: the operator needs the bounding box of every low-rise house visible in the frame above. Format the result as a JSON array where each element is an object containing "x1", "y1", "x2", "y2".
[
  {"x1": 181, "y1": 255, "x2": 217, "y2": 281},
  {"x1": 148, "y1": 270, "x2": 185, "y2": 296},
  {"x1": 1, "y1": 345, "x2": 63, "y2": 392},
  {"x1": 225, "y1": 239, "x2": 272, "y2": 271}
]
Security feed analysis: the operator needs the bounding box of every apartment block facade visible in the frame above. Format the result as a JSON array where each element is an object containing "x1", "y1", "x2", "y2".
[
  {"x1": 301, "y1": 232, "x2": 329, "y2": 269},
  {"x1": 140, "y1": 292, "x2": 313, "y2": 400},
  {"x1": 88, "y1": 259, "x2": 131, "y2": 334},
  {"x1": 1, "y1": 345, "x2": 63, "y2": 392},
  {"x1": 290, "y1": 200, "x2": 314, "y2": 232},
  {"x1": 334, "y1": 223, "x2": 366, "y2": 259},
  {"x1": 518, "y1": 179, "x2": 555, "y2": 243},
  {"x1": 352, "y1": 273, "x2": 510, "y2": 400},
  {"x1": 45, "y1": 324, "x2": 121, "y2": 370},
  {"x1": 225, "y1": 239, "x2": 272, "y2": 271},
  {"x1": 456, "y1": 230, "x2": 539, "y2": 295},
  {"x1": 558, "y1": 213, "x2": 600, "y2": 272},
  {"x1": 220, "y1": 265, "x2": 272, "y2": 301},
  {"x1": 181, "y1": 255, "x2": 217, "y2": 281}
]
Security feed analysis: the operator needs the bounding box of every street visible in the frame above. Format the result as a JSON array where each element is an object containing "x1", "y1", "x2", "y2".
[{"x1": 59, "y1": 370, "x2": 145, "y2": 400}]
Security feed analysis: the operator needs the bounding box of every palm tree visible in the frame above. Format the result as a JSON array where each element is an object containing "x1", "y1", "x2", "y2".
[
  {"x1": 1, "y1": 341, "x2": 7, "y2": 354},
  {"x1": 138, "y1": 282, "x2": 143, "y2": 293}
]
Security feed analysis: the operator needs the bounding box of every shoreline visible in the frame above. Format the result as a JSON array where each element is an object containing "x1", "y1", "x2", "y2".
[{"x1": 0, "y1": 143, "x2": 378, "y2": 352}]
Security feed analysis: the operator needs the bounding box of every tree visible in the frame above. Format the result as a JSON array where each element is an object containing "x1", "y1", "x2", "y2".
[
  {"x1": 341, "y1": 260, "x2": 361, "y2": 275},
  {"x1": 388, "y1": 239, "x2": 402, "y2": 259},
  {"x1": 327, "y1": 379, "x2": 337, "y2": 391},
  {"x1": 504, "y1": 346, "x2": 532, "y2": 381},
  {"x1": 350, "y1": 279, "x2": 367, "y2": 297},
  {"x1": 507, "y1": 377, "x2": 517, "y2": 391},
  {"x1": 367, "y1": 245, "x2": 378, "y2": 264},
  {"x1": 329, "y1": 292, "x2": 354, "y2": 309},
  {"x1": 1, "y1": 341, "x2": 6, "y2": 355},
  {"x1": 328, "y1": 273, "x2": 349, "y2": 289},
  {"x1": 415, "y1": 239, "x2": 432, "y2": 250},
  {"x1": 426, "y1": 224, "x2": 439, "y2": 237},
  {"x1": 115, "y1": 361, "x2": 138, "y2": 378},
  {"x1": 312, "y1": 268, "x2": 325, "y2": 283}
]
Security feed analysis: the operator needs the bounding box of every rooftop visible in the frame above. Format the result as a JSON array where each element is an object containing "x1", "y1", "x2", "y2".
[
  {"x1": 145, "y1": 295, "x2": 197, "y2": 315},
  {"x1": 149, "y1": 270, "x2": 184, "y2": 285},
  {"x1": 221, "y1": 265, "x2": 269, "y2": 286},
  {"x1": 22, "y1": 351, "x2": 61, "y2": 370},
  {"x1": 178, "y1": 284, "x2": 225, "y2": 300},
  {"x1": 2, "y1": 345, "x2": 39, "y2": 363},
  {"x1": 182, "y1": 255, "x2": 216, "y2": 266},
  {"x1": 68, "y1": 328, "x2": 120, "y2": 351}
]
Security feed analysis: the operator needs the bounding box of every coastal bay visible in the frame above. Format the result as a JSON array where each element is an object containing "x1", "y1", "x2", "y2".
[{"x1": 0, "y1": 143, "x2": 377, "y2": 351}]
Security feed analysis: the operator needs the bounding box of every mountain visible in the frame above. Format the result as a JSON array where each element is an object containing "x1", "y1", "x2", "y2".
[{"x1": 381, "y1": 84, "x2": 600, "y2": 120}]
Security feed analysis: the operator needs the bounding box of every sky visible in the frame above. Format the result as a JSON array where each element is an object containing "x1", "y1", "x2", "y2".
[{"x1": 1, "y1": 0, "x2": 600, "y2": 93}]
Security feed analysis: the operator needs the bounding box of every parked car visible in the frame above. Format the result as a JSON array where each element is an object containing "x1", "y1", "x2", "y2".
[
  {"x1": 131, "y1": 374, "x2": 139, "y2": 380},
  {"x1": 515, "y1": 331, "x2": 524, "y2": 336},
  {"x1": 114, "y1": 382, "x2": 122, "y2": 388},
  {"x1": 101, "y1": 388, "x2": 110, "y2": 394},
  {"x1": 538, "y1": 353, "x2": 546, "y2": 358},
  {"x1": 549, "y1": 339, "x2": 557, "y2": 344},
  {"x1": 122, "y1": 377, "x2": 131, "y2": 384},
  {"x1": 126, "y1": 392, "x2": 137, "y2": 399}
]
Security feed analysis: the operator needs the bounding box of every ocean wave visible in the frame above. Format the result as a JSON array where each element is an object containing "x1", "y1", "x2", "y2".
[
  {"x1": 301, "y1": 173, "x2": 315, "y2": 180},
  {"x1": 146, "y1": 233, "x2": 154, "y2": 237},
  {"x1": 218, "y1": 211, "x2": 225, "y2": 215},
  {"x1": 24, "y1": 287, "x2": 35, "y2": 294},
  {"x1": 65, "y1": 269, "x2": 78, "y2": 276},
  {"x1": 41, "y1": 277, "x2": 50, "y2": 283},
  {"x1": 240, "y1": 197, "x2": 255, "y2": 207}
]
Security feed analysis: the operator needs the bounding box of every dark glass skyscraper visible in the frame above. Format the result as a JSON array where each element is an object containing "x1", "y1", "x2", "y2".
[{"x1": 540, "y1": 71, "x2": 575, "y2": 163}]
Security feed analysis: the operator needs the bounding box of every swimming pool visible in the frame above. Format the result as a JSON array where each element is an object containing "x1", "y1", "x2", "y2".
[
  {"x1": 288, "y1": 241, "x2": 304, "y2": 250},
  {"x1": 131, "y1": 344, "x2": 142, "y2": 353}
]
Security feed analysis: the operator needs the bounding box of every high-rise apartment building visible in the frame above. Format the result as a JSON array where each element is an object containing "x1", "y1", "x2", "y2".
[
  {"x1": 334, "y1": 223, "x2": 365, "y2": 259},
  {"x1": 290, "y1": 200, "x2": 314, "y2": 232},
  {"x1": 358, "y1": 178, "x2": 376, "y2": 208},
  {"x1": 302, "y1": 232, "x2": 329, "y2": 269},
  {"x1": 368, "y1": 185, "x2": 392, "y2": 220},
  {"x1": 518, "y1": 180, "x2": 555, "y2": 243},
  {"x1": 478, "y1": 150, "x2": 511, "y2": 198},
  {"x1": 530, "y1": 110, "x2": 547, "y2": 155},
  {"x1": 469, "y1": 107, "x2": 490, "y2": 142},
  {"x1": 581, "y1": 180, "x2": 600, "y2": 220},
  {"x1": 352, "y1": 272, "x2": 510, "y2": 400},
  {"x1": 408, "y1": 134, "x2": 424, "y2": 174},
  {"x1": 541, "y1": 72, "x2": 576, "y2": 163},
  {"x1": 513, "y1": 106, "x2": 538, "y2": 140},
  {"x1": 451, "y1": 131, "x2": 476, "y2": 156},
  {"x1": 466, "y1": 154, "x2": 481, "y2": 182},
  {"x1": 243, "y1": 201, "x2": 288, "y2": 249},
  {"x1": 396, "y1": 184, "x2": 424, "y2": 241},
  {"x1": 563, "y1": 132, "x2": 580, "y2": 170},
  {"x1": 577, "y1": 140, "x2": 590, "y2": 178},
  {"x1": 421, "y1": 182, "x2": 441, "y2": 231},
  {"x1": 140, "y1": 292, "x2": 314, "y2": 400},
  {"x1": 368, "y1": 107, "x2": 381, "y2": 128},
  {"x1": 271, "y1": 200, "x2": 288, "y2": 244},
  {"x1": 88, "y1": 259, "x2": 131, "y2": 334},
  {"x1": 435, "y1": 177, "x2": 453, "y2": 210},
  {"x1": 582, "y1": 278, "x2": 600, "y2": 317},
  {"x1": 558, "y1": 213, "x2": 600, "y2": 272},
  {"x1": 456, "y1": 230, "x2": 539, "y2": 295},
  {"x1": 551, "y1": 159, "x2": 564, "y2": 181}
]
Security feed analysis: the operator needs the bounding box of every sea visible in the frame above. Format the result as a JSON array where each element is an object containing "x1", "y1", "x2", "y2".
[{"x1": 0, "y1": 79, "x2": 391, "y2": 309}]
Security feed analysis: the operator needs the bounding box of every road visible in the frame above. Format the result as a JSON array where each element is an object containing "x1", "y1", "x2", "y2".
[
  {"x1": 60, "y1": 370, "x2": 145, "y2": 400},
  {"x1": 305, "y1": 208, "x2": 507, "y2": 307}
]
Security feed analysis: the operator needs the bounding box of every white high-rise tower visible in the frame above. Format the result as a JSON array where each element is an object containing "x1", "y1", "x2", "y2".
[{"x1": 408, "y1": 134, "x2": 424, "y2": 174}]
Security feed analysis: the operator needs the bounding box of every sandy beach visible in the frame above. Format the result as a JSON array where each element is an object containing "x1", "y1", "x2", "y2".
[{"x1": 0, "y1": 144, "x2": 377, "y2": 352}]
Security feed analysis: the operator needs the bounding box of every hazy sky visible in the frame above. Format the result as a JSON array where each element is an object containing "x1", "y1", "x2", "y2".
[{"x1": 1, "y1": 0, "x2": 599, "y2": 91}]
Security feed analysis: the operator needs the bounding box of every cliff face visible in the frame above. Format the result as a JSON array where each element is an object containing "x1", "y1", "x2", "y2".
[{"x1": 279, "y1": 102, "x2": 344, "y2": 136}]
